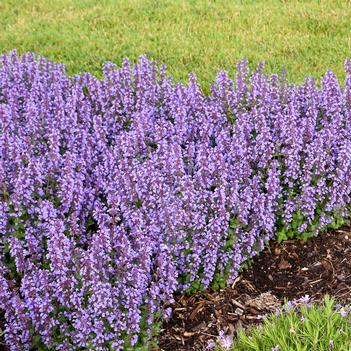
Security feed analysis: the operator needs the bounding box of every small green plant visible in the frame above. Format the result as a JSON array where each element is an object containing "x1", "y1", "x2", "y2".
[{"x1": 214, "y1": 295, "x2": 351, "y2": 351}]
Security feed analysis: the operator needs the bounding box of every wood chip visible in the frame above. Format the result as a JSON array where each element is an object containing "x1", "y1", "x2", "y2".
[
  {"x1": 183, "y1": 331, "x2": 196, "y2": 337},
  {"x1": 191, "y1": 321, "x2": 206, "y2": 332},
  {"x1": 231, "y1": 276, "x2": 241, "y2": 288},
  {"x1": 189, "y1": 302, "x2": 205, "y2": 320},
  {"x1": 309, "y1": 278, "x2": 322, "y2": 285},
  {"x1": 274, "y1": 247, "x2": 281, "y2": 255},
  {"x1": 245, "y1": 315, "x2": 264, "y2": 320},
  {"x1": 321, "y1": 259, "x2": 332, "y2": 272},
  {"x1": 234, "y1": 307, "x2": 244, "y2": 316},
  {"x1": 278, "y1": 258, "x2": 292, "y2": 270},
  {"x1": 231, "y1": 299, "x2": 245, "y2": 310}
]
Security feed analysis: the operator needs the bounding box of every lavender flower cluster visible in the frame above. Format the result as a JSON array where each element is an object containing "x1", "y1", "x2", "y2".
[{"x1": 1, "y1": 50, "x2": 351, "y2": 350}]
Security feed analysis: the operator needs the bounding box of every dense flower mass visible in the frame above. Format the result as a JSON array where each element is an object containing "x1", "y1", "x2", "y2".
[{"x1": 1, "y1": 50, "x2": 351, "y2": 350}]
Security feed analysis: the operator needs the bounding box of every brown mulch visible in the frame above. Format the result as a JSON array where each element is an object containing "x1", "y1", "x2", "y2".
[
  {"x1": 157, "y1": 226, "x2": 351, "y2": 351},
  {"x1": 0, "y1": 314, "x2": 5, "y2": 351}
]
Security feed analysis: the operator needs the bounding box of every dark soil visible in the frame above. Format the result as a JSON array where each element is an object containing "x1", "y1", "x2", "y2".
[
  {"x1": 157, "y1": 226, "x2": 351, "y2": 351},
  {"x1": 0, "y1": 315, "x2": 5, "y2": 351}
]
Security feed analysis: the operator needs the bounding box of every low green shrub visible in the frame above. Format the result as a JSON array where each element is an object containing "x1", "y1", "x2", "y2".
[{"x1": 214, "y1": 295, "x2": 351, "y2": 351}]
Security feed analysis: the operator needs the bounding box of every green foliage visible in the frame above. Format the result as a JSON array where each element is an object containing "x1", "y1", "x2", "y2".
[
  {"x1": 186, "y1": 279, "x2": 206, "y2": 295},
  {"x1": 123, "y1": 308, "x2": 163, "y2": 351},
  {"x1": 0, "y1": 1, "x2": 351, "y2": 94},
  {"x1": 276, "y1": 209, "x2": 346, "y2": 243},
  {"x1": 216, "y1": 295, "x2": 351, "y2": 351},
  {"x1": 210, "y1": 218, "x2": 239, "y2": 291}
]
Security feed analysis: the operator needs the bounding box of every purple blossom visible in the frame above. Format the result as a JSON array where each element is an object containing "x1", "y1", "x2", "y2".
[
  {"x1": 298, "y1": 295, "x2": 311, "y2": 306},
  {"x1": 339, "y1": 307, "x2": 347, "y2": 318},
  {"x1": 216, "y1": 330, "x2": 233, "y2": 350}
]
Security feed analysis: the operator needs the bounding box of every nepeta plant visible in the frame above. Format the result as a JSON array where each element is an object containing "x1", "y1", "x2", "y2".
[{"x1": 1, "y1": 51, "x2": 351, "y2": 350}]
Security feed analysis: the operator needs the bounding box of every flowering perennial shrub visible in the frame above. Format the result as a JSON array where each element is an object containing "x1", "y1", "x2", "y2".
[{"x1": 1, "y1": 51, "x2": 351, "y2": 350}]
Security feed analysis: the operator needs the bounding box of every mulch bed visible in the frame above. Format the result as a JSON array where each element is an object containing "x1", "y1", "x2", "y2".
[
  {"x1": 157, "y1": 226, "x2": 351, "y2": 351},
  {"x1": 1, "y1": 227, "x2": 350, "y2": 350},
  {"x1": 0, "y1": 315, "x2": 5, "y2": 351}
]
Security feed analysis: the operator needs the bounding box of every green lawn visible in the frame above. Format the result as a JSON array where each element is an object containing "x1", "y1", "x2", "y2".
[{"x1": 1, "y1": 0, "x2": 351, "y2": 91}]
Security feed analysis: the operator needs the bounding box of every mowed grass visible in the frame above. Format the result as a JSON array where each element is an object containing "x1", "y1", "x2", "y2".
[{"x1": 0, "y1": 0, "x2": 351, "y2": 92}]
